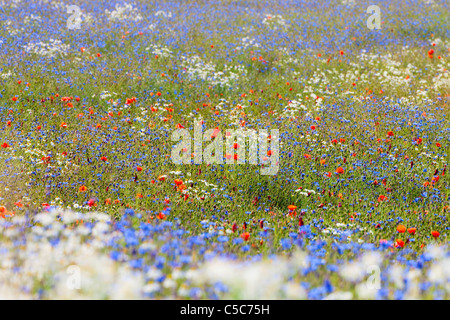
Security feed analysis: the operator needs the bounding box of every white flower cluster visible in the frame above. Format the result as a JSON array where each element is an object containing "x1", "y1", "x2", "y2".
[
  {"x1": 23, "y1": 39, "x2": 70, "y2": 58},
  {"x1": 105, "y1": 3, "x2": 142, "y2": 22},
  {"x1": 181, "y1": 55, "x2": 246, "y2": 88},
  {"x1": 0, "y1": 209, "x2": 144, "y2": 299}
]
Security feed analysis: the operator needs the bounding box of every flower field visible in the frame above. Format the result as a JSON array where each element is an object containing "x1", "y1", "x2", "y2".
[{"x1": 0, "y1": 0, "x2": 449, "y2": 299}]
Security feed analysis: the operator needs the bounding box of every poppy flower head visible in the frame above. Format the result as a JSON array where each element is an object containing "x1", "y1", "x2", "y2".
[
  {"x1": 240, "y1": 232, "x2": 250, "y2": 241},
  {"x1": 395, "y1": 239, "x2": 405, "y2": 248}
]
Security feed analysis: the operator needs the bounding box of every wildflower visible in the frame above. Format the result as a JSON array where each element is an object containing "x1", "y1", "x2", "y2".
[
  {"x1": 395, "y1": 239, "x2": 405, "y2": 248},
  {"x1": 0, "y1": 206, "x2": 7, "y2": 218},
  {"x1": 240, "y1": 232, "x2": 250, "y2": 241},
  {"x1": 157, "y1": 212, "x2": 166, "y2": 220},
  {"x1": 87, "y1": 199, "x2": 96, "y2": 207},
  {"x1": 1, "y1": 143, "x2": 10, "y2": 148},
  {"x1": 336, "y1": 167, "x2": 344, "y2": 174},
  {"x1": 137, "y1": 166, "x2": 143, "y2": 172},
  {"x1": 79, "y1": 185, "x2": 87, "y2": 192},
  {"x1": 397, "y1": 225, "x2": 406, "y2": 233},
  {"x1": 431, "y1": 231, "x2": 440, "y2": 238},
  {"x1": 407, "y1": 228, "x2": 416, "y2": 235}
]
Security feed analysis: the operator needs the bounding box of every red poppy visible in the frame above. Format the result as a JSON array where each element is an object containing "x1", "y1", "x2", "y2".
[
  {"x1": 431, "y1": 231, "x2": 440, "y2": 238},
  {"x1": 395, "y1": 239, "x2": 405, "y2": 248},
  {"x1": 157, "y1": 212, "x2": 166, "y2": 220},
  {"x1": 240, "y1": 232, "x2": 250, "y2": 241},
  {"x1": 87, "y1": 199, "x2": 96, "y2": 207}
]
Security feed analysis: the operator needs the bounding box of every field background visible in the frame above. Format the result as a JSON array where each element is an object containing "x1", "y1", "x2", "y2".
[{"x1": 0, "y1": 0, "x2": 449, "y2": 299}]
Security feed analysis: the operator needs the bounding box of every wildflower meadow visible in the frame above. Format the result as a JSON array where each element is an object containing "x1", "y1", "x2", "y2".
[{"x1": 0, "y1": 0, "x2": 449, "y2": 301}]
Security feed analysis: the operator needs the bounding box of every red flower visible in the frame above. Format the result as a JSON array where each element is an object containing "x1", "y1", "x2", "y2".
[
  {"x1": 1, "y1": 143, "x2": 10, "y2": 148},
  {"x1": 240, "y1": 232, "x2": 250, "y2": 241},
  {"x1": 377, "y1": 195, "x2": 387, "y2": 202},
  {"x1": 336, "y1": 167, "x2": 344, "y2": 174},
  {"x1": 431, "y1": 231, "x2": 440, "y2": 238},
  {"x1": 156, "y1": 212, "x2": 166, "y2": 220},
  {"x1": 387, "y1": 131, "x2": 394, "y2": 137},
  {"x1": 395, "y1": 239, "x2": 405, "y2": 248},
  {"x1": 298, "y1": 217, "x2": 304, "y2": 226},
  {"x1": 137, "y1": 166, "x2": 143, "y2": 172},
  {"x1": 101, "y1": 156, "x2": 107, "y2": 162}
]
